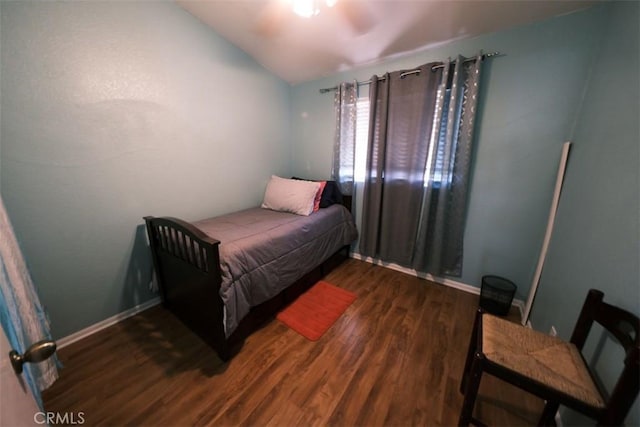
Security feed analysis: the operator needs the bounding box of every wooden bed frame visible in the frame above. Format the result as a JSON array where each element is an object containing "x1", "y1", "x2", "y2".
[{"x1": 144, "y1": 196, "x2": 352, "y2": 362}]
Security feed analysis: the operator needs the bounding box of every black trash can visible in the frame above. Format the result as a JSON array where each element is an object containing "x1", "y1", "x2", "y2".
[{"x1": 479, "y1": 275, "x2": 516, "y2": 316}]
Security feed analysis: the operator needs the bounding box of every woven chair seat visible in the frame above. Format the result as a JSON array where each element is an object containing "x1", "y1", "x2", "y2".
[{"x1": 482, "y1": 314, "x2": 605, "y2": 409}]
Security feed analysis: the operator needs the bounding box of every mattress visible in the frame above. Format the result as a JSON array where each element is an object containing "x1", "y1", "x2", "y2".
[{"x1": 193, "y1": 204, "x2": 358, "y2": 337}]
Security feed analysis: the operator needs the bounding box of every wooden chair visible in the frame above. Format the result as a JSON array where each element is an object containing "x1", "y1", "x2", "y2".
[{"x1": 458, "y1": 289, "x2": 640, "y2": 426}]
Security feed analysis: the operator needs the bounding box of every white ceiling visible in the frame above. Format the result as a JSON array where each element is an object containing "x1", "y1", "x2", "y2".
[{"x1": 177, "y1": 0, "x2": 597, "y2": 85}]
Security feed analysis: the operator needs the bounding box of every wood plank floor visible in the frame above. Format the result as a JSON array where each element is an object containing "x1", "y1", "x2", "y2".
[{"x1": 44, "y1": 259, "x2": 543, "y2": 426}]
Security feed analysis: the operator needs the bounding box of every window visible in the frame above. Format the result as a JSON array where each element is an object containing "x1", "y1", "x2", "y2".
[
  {"x1": 353, "y1": 96, "x2": 370, "y2": 183},
  {"x1": 426, "y1": 86, "x2": 464, "y2": 186},
  {"x1": 353, "y1": 89, "x2": 459, "y2": 186}
]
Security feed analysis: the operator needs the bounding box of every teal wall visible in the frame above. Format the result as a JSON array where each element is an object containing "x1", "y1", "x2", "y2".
[
  {"x1": 0, "y1": 1, "x2": 291, "y2": 338},
  {"x1": 290, "y1": 6, "x2": 604, "y2": 298},
  {"x1": 531, "y1": 2, "x2": 639, "y2": 424}
]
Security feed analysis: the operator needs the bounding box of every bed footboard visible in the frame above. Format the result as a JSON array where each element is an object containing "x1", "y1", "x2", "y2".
[{"x1": 143, "y1": 216, "x2": 230, "y2": 361}]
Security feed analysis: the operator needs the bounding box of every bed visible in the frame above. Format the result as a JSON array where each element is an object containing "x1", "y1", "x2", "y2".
[{"x1": 144, "y1": 183, "x2": 357, "y2": 361}]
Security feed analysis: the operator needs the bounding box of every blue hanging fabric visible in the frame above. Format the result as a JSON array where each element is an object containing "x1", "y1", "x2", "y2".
[{"x1": 0, "y1": 196, "x2": 59, "y2": 409}]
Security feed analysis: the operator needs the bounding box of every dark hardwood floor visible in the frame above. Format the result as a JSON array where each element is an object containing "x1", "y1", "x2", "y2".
[{"x1": 44, "y1": 259, "x2": 543, "y2": 426}]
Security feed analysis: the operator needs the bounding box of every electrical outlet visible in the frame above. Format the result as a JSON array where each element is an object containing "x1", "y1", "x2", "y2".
[{"x1": 550, "y1": 326, "x2": 557, "y2": 337}]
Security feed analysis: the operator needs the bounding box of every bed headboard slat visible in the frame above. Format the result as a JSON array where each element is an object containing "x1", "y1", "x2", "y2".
[{"x1": 144, "y1": 216, "x2": 220, "y2": 275}]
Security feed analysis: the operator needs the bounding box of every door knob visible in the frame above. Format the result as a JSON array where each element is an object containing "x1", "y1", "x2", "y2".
[{"x1": 9, "y1": 340, "x2": 57, "y2": 375}]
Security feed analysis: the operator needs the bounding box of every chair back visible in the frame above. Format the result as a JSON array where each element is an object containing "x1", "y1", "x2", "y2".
[{"x1": 570, "y1": 289, "x2": 640, "y2": 425}]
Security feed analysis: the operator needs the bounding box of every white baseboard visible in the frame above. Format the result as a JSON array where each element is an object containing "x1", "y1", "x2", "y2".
[
  {"x1": 513, "y1": 299, "x2": 526, "y2": 320},
  {"x1": 350, "y1": 252, "x2": 525, "y2": 321},
  {"x1": 57, "y1": 297, "x2": 161, "y2": 349},
  {"x1": 56, "y1": 255, "x2": 525, "y2": 349}
]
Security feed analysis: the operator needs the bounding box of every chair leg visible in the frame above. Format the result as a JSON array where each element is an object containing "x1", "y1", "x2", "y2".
[
  {"x1": 460, "y1": 309, "x2": 482, "y2": 394},
  {"x1": 537, "y1": 401, "x2": 559, "y2": 427},
  {"x1": 458, "y1": 354, "x2": 483, "y2": 427}
]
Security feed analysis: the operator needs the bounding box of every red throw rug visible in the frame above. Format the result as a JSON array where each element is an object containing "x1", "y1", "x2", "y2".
[{"x1": 277, "y1": 281, "x2": 357, "y2": 341}]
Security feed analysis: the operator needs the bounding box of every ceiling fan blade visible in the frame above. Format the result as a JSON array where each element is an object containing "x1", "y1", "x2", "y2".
[
  {"x1": 255, "y1": 0, "x2": 290, "y2": 37},
  {"x1": 335, "y1": 1, "x2": 376, "y2": 35}
]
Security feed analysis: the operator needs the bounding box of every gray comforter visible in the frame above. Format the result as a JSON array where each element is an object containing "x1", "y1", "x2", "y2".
[{"x1": 193, "y1": 205, "x2": 358, "y2": 337}]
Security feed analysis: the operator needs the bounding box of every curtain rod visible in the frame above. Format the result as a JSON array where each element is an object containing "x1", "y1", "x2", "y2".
[{"x1": 318, "y1": 51, "x2": 502, "y2": 94}]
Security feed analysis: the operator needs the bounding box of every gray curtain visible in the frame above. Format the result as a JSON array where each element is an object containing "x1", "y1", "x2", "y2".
[
  {"x1": 359, "y1": 63, "x2": 442, "y2": 265},
  {"x1": 359, "y1": 55, "x2": 483, "y2": 277},
  {"x1": 331, "y1": 82, "x2": 357, "y2": 196},
  {"x1": 413, "y1": 55, "x2": 483, "y2": 276}
]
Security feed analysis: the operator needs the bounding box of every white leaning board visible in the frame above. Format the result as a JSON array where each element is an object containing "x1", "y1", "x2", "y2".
[{"x1": 522, "y1": 141, "x2": 572, "y2": 325}]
